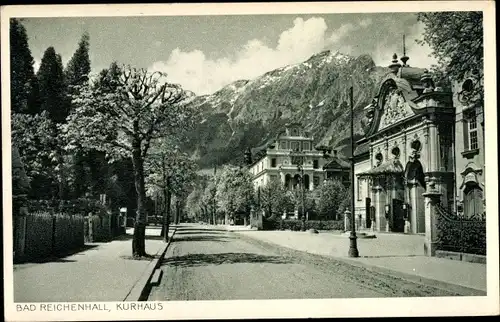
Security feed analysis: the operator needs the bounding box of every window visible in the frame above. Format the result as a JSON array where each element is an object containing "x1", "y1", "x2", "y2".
[
  {"x1": 313, "y1": 159, "x2": 319, "y2": 169},
  {"x1": 469, "y1": 114, "x2": 478, "y2": 150},
  {"x1": 357, "y1": 178, "x2": 362, "y2": 201},
  {"x1": 464, "y1": 185, "x2": 483, "y2": 217},
  {"x1": 271, "y1": 158, "x2": 277, "y2": 167},
  {"x1": 303, "y1": 142, "x2": 310, "y2": 151},
  {"x1": 313, "y1": 176, "x2": 320, "y2": 187},
  {"x1": 280, "y1": 141, "x2": 287, "y2": 149},
  {"x1": 290, "y1": 141, "x2": 300, "y2": 151},
  {"x1": 463, "y1": 110, "x2": 479, "y2": 152}
]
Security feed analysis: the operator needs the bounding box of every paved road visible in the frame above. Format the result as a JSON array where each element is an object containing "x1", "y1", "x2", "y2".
[{"x1": 149, "y1": 225, "x2": 458, "y2": 301}]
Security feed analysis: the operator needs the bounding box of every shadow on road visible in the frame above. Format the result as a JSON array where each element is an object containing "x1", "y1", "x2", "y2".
[
  {"x1": 173, "y1": 235, "x2": 235, "y2": 243},
  {"x1": 360, "y1": 255, "x2": 423, "y2": 258},
  {"x1": 174, "y1": 230, "x2": 227, "y2": 235},
  {"x1": 14, "y1": 244, "x2": 99, "y2": 264},
  {"x1": 162, "y1": 252, "x2": 293, "y2": 267},
  {"x1": 175, "y1": 228, "x2": 228, "y2": 233}
]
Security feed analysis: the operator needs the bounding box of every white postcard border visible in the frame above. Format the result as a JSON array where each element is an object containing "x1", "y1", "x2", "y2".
[{"x1": 2, "y1": 1, "x2": 498, "y2": 320}]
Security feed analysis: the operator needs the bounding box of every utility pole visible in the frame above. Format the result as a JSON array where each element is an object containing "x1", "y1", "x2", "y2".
[{"x1": 348, "y1": 86, "x2": 359, "y2": 257}]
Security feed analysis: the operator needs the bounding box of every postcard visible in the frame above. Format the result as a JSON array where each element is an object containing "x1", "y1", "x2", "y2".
[{"x1": 2, "y1": 1, "x2": 498, "y2": 321}]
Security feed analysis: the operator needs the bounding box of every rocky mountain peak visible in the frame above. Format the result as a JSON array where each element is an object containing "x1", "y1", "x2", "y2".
[{"x1": 184, "y1": 51, "x2": 386, "y2": 169}]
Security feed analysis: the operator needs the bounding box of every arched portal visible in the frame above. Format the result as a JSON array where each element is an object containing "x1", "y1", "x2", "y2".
[
  {"x1": 303, "y1": 174, "x2": 310, "y2": 190},
  {"x1": 404, "y1": 160, "x2": 426, "y2": 234},
  {"x1": 293, "y1": 174, "x2": 301, "y2": 190},
  {"x1": 285, "y1": 174, "x2": 291, "y2": 190}
]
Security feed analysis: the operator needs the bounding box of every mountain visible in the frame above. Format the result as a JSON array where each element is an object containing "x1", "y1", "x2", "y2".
[{"x1": 185, "y1": 50, "x2": 390, "y2": 169}]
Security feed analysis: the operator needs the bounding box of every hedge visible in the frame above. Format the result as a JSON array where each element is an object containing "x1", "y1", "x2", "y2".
[{"x1": 262, "y1": 217, "x2": 344, "y2": 231}]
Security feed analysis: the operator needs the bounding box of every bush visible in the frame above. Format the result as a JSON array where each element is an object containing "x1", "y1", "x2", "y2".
[
  {"x1": 262, "y1": 216, "x2": 280, "y2": 230},
  {"x1": 279, "y1": 219, "x2": 303, "y2": 231},
  {"x1": 262, "y1": 217, "x2": 344, "y2": 231},
  {"x1": 304, "y1": 220, "x2": 344, "y2": 231}
]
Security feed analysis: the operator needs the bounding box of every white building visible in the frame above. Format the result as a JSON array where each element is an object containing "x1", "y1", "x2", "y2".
[{"x1": 248, "y1": 124, "x2": 329, "y2": 191}]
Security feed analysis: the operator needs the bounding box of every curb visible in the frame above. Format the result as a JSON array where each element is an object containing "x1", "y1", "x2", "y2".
[
  {"x1": 235, "y1": 232, "x2": 486, "y2": 296},
  {"x1": 123, "y1": 228, "x2": 177, "y2": 301}
]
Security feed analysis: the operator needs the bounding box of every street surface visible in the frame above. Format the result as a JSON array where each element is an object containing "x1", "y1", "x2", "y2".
[{"x1": 149, "y1": 225, "x2": 458, "y2": 300}]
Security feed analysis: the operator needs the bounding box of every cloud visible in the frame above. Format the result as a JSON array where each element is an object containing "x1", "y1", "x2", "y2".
[
  {"x1": 149, "y1": 17, "x2": 437, "y2": 95},
  {"x1": 329, "y1": 23, "x2": 355, "y2": 43},
  {"x1": 372, "y1": 22, "x2": 437, "y2": 69},
  {"x1": 149, "y1": 17, "x2": 355, "y2": 95},
  {"x1": 359, "y1": 18, "x2": 373, "y2": 28}
]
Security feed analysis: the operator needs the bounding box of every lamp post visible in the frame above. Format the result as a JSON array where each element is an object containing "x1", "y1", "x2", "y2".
[{"x1": 348, "y1": 86, "x2": 359, "y2": 257}]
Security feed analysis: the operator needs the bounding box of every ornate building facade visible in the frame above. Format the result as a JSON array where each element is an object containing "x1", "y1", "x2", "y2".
[
  {"x1": 354, "y1": 53, "x2": 455, "y2": 233},
  {"x1": 249, "y1": 124, "x2": 327, "y2": 191},
  {"x1": 353, "y1": 52, "x2": 485, "y2": 256},
  {"x1": 248, "y1": 124, "x2": 350, "y2": 191}
]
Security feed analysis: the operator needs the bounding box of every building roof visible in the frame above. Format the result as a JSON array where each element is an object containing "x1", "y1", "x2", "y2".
[
  {"x1": 399, "y1": 66, "x2": 428, "y2": 90},
  {"x1": 358, "y1": 159, "x2": 404, "y2": 177},
  {"x1": 323, "y1": 156, "x2": 350, "y2": 170},
  {"x1": 353, "y1": 141, "x2": 370, "y2": 157}
]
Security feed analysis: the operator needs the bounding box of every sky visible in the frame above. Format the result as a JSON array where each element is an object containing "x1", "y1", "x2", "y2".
[{"x1": 21, "y1": 13, "x2": 437, "y2": 95}]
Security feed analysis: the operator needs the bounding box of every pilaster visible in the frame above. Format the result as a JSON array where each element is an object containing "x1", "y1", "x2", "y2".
[
  {"x1": 423, "y1": 189, "x2": 441, "y2": 256},
  {"x1": 372, "y1": 184, "x2": 385, "y2": 232}
]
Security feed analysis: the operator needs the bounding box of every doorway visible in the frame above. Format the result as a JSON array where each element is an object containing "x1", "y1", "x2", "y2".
[{"x1": 391, "y1": 199, "x2": 405, "y2": 232}]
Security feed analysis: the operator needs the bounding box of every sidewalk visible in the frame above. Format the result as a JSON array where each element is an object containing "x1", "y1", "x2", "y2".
[
  {"x1": 13, "y1": 226, "x2": 175, "y2": 302},
  {"x1": 233, "y1": 229, "x2": 487, "y2": 293}
]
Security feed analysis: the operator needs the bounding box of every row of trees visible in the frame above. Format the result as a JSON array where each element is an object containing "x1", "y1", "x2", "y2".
[
  {"x1": 185, "y1": 165, "x2": 350, "y2": 225},
  {"x1": 10, "y1": 19, "x2": 200, "y2": 257}
]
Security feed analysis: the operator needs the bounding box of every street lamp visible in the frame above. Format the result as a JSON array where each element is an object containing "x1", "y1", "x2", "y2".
[{"x1": 348, "y1": 86, "x2": 359, "y2": 257}]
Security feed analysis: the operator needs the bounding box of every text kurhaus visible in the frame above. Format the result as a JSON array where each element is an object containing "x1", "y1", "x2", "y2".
[{"x1": 116, "y1": 303, "x2": 163, "y2": 310}]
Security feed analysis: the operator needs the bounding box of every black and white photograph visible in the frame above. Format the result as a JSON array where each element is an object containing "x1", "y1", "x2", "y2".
[{"x1": 2, "y1": 2, "x2": 498, "y2": 320}]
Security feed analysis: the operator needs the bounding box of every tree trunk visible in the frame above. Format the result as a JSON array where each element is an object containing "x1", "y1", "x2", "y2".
[
  {"x1": 131, "y1": 142, "x2": 147, "y2": 257},
  {"x1": 175, "y1": 200, "x2": 180, "y2": 225},
  {"x1": 165, "y1": 182, "x2": 171, "y2": 239},
  {"x1": 161, "y1": 176, "x2": 170, "y2": 242}
]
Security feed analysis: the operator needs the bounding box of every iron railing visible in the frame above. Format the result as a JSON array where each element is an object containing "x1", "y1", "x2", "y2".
[{"x1": 435, "y1": 203, "x2": 486, "y2": 255}]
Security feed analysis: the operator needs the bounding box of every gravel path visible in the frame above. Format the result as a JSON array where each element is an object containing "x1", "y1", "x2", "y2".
[{"x1": 148, "y1": 225, "x2": 457, "y2": 301}]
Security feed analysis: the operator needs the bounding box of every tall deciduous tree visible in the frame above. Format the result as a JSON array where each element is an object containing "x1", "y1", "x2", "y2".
[
  {"x1": 37, "y1": 47, "x2": 70, "y2": 124},
  {"x1": 63, "y1": 64, "x2": 197, "y2": 257},
  {"x1": 417, "y1": 12, "x2": 483, "y2": 100},
  {"x1": 10, "y1": 18, "x2": 39, "y2": 114},
  {"x1": 317, "y1": 179, "x2": 348, "y2": 220},
  {"x1": 258, "y1": 178, "x2": 292, "y2": 218},
  {"x1": 215, "y1": 165, "x2": 254, "y2": 223},
  {"x1": 202, "y1": 177, "x2": 218, "y2": 224},
  {"x1": 145, "y1": 139, "x2": 198, "y2": 241}
]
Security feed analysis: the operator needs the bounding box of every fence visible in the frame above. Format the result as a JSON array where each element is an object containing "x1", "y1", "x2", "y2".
[
  {"x1": 14, "y1": 205, "x2": 125, "y2": 262},
  {"x1": 20, "y1": 211, "x2": 85, "y2": 260},
  {"x1": 436, "y1": 203, "x2": 486, "y2": 256},
  {"x1": 84, "y1": 212, "x2": 124, "y2": 243}
]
